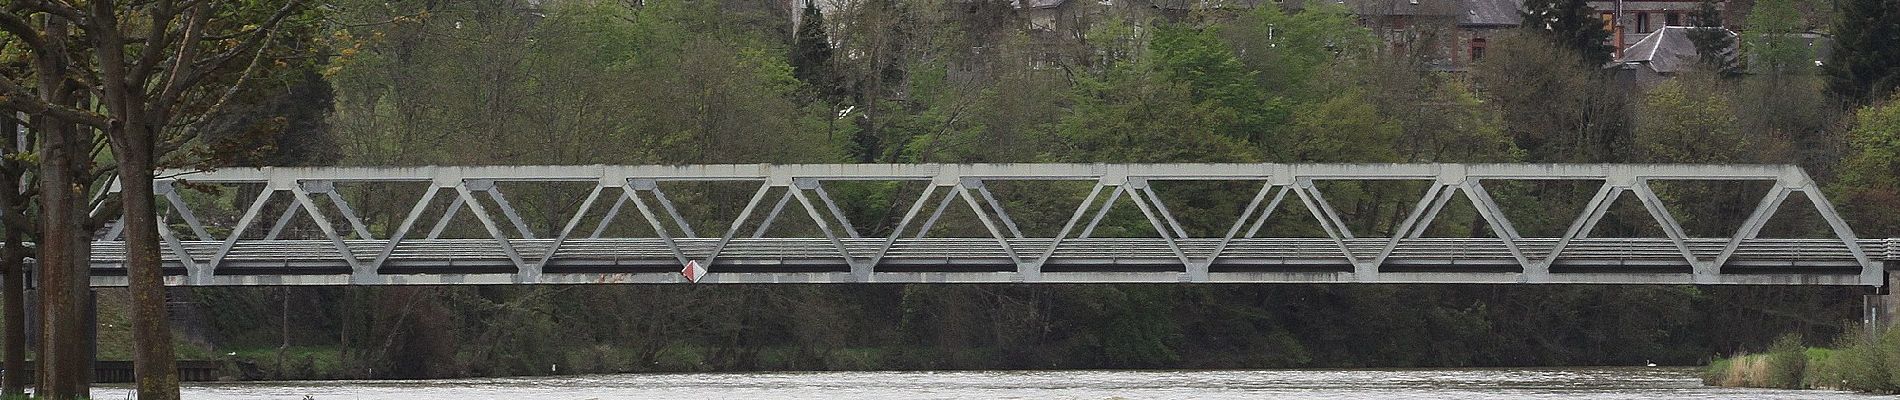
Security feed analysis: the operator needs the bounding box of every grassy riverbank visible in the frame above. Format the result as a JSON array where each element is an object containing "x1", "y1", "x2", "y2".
[{"x1": 1703, "y1": 329, "x2": 1900, "y2": 394}]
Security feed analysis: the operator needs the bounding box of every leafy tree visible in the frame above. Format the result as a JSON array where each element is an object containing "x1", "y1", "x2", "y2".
[
  {"x1": 1825, "y1": 0, "x2": 1900, "y2": 104},
  {"x1": 1832, "y1": 92, "x2": 1900, "y2": 237},
  {"x1": 1635, "y1": 77, "x2": 1744, "y2": 162},
  {"x1": 1521, "y1": 0, "x2": 1614, "y2": 66},
  {"x1": 1743, "y1": 0, "x2": 1810, "y2": 76},
  {"x1": 1686, "y1": 0, "x2": 1739, "y2": 75}
]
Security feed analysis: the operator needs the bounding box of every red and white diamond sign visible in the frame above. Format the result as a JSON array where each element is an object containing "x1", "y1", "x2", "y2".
[{"x1": 681, "y1": 260, "x2": 707, "y2": 283}]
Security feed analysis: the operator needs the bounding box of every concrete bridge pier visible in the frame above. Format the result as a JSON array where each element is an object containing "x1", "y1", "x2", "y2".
[{"x1": 1867, "y1": 269, "x2": 1898, "y2": 338}]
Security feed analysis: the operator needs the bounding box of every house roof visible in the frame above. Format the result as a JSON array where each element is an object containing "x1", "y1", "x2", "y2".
[
  {"x1": 1614, "y1": 26, "x2": 1736, "y2": 74},
  {"x1": 1348, "y1": 0, "x2": 1462, "y2": 17},
  {"x1": 1014, "y1": 0, "x2": 1066, "y2": 9},
  {"x1": 1459, "y1": 0, "x2": 1521, "y2": 26}
]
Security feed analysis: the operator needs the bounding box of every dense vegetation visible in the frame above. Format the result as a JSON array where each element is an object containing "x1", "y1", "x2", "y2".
[
  {"x1": 1704, "y1": 330, "x2": 1900, "y2": 394},
  {"x1": 55, "y1": 0, "x2": 1900, "y2": 381}
]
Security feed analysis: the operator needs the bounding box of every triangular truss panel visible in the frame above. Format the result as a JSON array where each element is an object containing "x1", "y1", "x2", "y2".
[{"x1": 88, "y1": 165, "x2": 1877, "y2": 287}]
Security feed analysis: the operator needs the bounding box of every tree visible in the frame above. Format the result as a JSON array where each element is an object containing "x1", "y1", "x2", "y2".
[
  {"x1": 1635, "y1": 77, "x2": 1745, "y2": 163},
  {"x1": 1825, "y1": 0, "x2": 1900, "y2": 104},
  {"x1": 1742, "y1": 0, "x2": 1810, "y2": 76},
  {"x1": 1686, "y1": 0, "x2": 1739, "y2": 75},
  {"x1": 1521, "y1": 0, "x2": 1614, "y2": 66},
  {"x1": 1832, "y1": 92, "x2": 1900, "y2": 236},
  {"x1": 0, "y1": 0, "x2": 313, "y2": 397},
  {"x1": 791, "y1": 2, "x2": 840, "y2": 98},
  {"x1": 0, "y1": 10, "x2": 101, "y2": 397}
]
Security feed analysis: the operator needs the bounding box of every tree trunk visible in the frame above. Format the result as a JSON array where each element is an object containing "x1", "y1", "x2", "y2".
[
  {"x1": 32, "y1": 16, "x2": 94, "y2": 400},
  {"x1": 115, "y1": 122, "x2": 181, "y2": 399},
  {"x1": 0, "y1": 113, "x2": 27, "y2": 396}
]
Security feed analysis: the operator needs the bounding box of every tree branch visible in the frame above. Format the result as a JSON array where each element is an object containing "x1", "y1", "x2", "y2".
[
  {"x1": 0, "y1": 75, "x2": 111, "y2": 130},
  {"x1": 0, "y1": 11, "x2": 45, "y2": 52},
  {"x1": 159, "y1": 0, "x2": 303, "y2": 110}
]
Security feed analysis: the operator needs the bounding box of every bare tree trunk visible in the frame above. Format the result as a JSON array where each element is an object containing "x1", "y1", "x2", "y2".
[
  {"x1": 0, "y1": 113, "x2": 28, "y2": 396},
  {"x1": 32, "y1": 15, "x2": 95, "y2": 399},
  {"x1": 114, "y1": 122, "x2": 181, "y2": 400}
]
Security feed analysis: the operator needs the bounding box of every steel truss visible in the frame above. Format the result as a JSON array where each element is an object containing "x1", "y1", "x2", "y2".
[{"x1": 85, "y1": 164, "x2": 1889, "y2": 286}]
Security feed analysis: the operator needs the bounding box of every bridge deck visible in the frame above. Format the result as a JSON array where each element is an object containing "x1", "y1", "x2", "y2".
[{"x1": 86, "y1": 238, "x2": 1890, "y2": 286}]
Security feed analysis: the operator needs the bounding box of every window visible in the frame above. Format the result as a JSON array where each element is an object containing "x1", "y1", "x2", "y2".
[
  {"x1": 1637, "y1": 12, "x2": 1650, "y2": 33},
  {"x1": 1601, "y1": 12, "x2": 1614, "y2": 32},
  {"x1": 1665, "y1": 12, "x2": 1680, "y2": 27},
  {"x1": 1470, "y1": 38, "x2": 1487, "y2": 62}
]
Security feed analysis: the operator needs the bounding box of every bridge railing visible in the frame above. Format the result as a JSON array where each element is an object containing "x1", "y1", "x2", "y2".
[{"x1": 85, "y1": 164, "x2": 1884, "y2": 286}]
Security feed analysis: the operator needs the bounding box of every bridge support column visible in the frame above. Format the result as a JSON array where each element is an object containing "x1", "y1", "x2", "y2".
[{"x1": 1869, "y1": 269, "x2": 1898, "y2": 338}]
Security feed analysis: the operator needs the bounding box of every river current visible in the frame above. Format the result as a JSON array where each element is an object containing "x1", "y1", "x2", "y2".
[{"x1": 91, "y1": 367, "x2": 1881, "y2": 399}]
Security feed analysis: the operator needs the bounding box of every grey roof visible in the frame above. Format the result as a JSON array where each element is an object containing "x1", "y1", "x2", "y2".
[
  {"x1": 1347, "y1": 0, "x2": 1462, "y2": 17},
  {"x1": 1459, "y1": 0, "x2": 1521, "y2": 26},
  {"x1": 1014, "y1": 0, "x2": 1066, "y2": 9},
  {"x1": 1150, "y1": 0, "x2": 1271, "y2": 10},
  {"x1": 1616, "y1": 26, "x2": 1735, "y2": 74}
]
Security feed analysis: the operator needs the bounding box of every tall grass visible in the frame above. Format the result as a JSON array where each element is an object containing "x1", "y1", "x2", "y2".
[{"x1": 1706, "y1": 327, "x2": 1900, "y2": 394}]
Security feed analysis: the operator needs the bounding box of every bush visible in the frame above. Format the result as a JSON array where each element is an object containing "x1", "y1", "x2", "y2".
[{"x1": 1767, "y1": 333, "x2": 1807, "y2": 389}]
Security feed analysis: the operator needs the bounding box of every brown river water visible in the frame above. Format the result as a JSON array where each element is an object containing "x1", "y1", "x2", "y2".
[{"x1": 87, "y1": 367, "x2": 1884, "y2": 399}]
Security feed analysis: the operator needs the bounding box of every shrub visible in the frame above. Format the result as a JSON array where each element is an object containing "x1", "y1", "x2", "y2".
[{"x1": 1766, "y1": 333, "x2": 1807, "y2": 389}]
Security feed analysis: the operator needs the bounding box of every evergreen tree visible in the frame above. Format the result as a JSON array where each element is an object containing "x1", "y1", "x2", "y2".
[
  {"x1": 791, "y1": 1, "x2": 840, "y2": 98},
  {"x1": 1825, "y1": 0, "x2": 1900, "y2": 104},
  {"x1": 1521, "y1": 0, "x2": 1614, "y2": 66},
  {"x1": 1686, "y1": 0, "x2": 1739, "y2": 75}
]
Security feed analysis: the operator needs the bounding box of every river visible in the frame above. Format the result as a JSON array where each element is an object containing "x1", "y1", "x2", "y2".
[{"x1": 89, "y1": 367, "x2": 1880, "y2": 399}]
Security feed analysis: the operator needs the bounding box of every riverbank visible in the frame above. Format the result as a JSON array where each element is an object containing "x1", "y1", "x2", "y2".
[{"x1": 1703, "y1": 329, "x2": 1900, "y2": 394}]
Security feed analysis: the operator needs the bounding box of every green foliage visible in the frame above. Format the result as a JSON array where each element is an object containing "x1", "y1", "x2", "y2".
[
  {"x1": 1825, "y1": 0, "x2": 1900, "y2": 104},
  {"x1": 1832, "y1": 93, "x2": 1900, "y2": 237},
  {"x1": 1743, "y1": 0, "x2": 1812, "y2": 76},
  {"x1": 1520, "y1": 0, "x2": 1614, "y2": 66},
  {"x1": 792, "y1": 3, "x2": 840, "y2": 97},
  {"x1": 1635, "y1": 77, "x2": 1743, "y2": 162},
  {"x1": 1686, "y1": 0, "x2": 1739, "y2": 75},
  {"x1": 1767, "y1": 333, "x2": 1808, "y2": 389}
]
